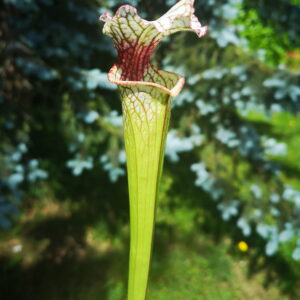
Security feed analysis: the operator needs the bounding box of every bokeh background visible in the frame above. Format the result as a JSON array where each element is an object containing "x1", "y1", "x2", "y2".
[{"x1": 1, "y1": 0, "x2": 300, "y2": 299}]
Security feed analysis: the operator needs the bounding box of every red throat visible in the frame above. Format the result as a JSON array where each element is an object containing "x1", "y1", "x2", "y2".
[{"x1": 115, "y1": 40, "x2": 158, "y2": 81}]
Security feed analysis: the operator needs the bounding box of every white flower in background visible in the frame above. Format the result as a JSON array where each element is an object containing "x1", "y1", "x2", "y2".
[
  {"x1": 66, "y1": 156, "x2": 93, "y2": 176},
  {"x1": 166, "y1": 127, "x2": 202, "y2": 162},
  {"x1": 84, "y1": 110, "x2": 99, "y2": 124},
  {"x1": 217, "y1": 200, "x2": 239, "y2": 221},
  {"x1": 104, "y1": 110, "x2": 123, "y2": 127},
  {"x1": 263, "y1": 137, "x2": 287, "y2": 156},
  {"x1": 12, "y1": 244, "x2": 23, "y2": 253},
  {"x1": 100, "y1": 155, "x2": 125, "y2": 182},
  {"x1": 237, "y1": 218, "x2": 252, "y2": 236},
  {"x1": 250, "y1": 184, "x2": 262, "y2": 199}
]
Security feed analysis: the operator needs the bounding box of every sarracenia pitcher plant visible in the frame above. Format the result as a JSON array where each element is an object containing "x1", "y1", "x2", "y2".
[{"x1": 100, "y1": 1, "x2": 207, "y2": 299}]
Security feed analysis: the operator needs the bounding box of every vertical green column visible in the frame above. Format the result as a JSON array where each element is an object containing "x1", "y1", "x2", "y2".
[{"x1": 120, "y1": 85, "x2": 172, "y2": 300}]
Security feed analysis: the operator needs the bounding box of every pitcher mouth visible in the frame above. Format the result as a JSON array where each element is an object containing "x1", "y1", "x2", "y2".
[
  {"x1": 100, "y1": 1, "x2": 207, "y2": 98},
  {"x1": 107, "y1": 64, "x2": 185, "y2": 97}
]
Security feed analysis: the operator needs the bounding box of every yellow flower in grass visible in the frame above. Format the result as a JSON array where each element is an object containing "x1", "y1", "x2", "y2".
[{"x1": 238, "y1": 241, "x2": 249, "y2": 252}]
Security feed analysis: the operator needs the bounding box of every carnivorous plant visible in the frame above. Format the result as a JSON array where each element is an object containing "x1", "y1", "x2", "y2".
[{"x1": 100, "y1": 1, "x2": 207, "y2": 298}]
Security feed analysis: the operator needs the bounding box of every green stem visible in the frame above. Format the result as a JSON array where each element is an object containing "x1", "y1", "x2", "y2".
[{"x1": 121, "y1": 85, "x2": 172, "y2": 300}]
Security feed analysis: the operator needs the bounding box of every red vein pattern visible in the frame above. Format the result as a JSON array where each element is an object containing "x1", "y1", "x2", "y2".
[{"x1": 100, "y1": 0, "x2": 208, "y2": 95}]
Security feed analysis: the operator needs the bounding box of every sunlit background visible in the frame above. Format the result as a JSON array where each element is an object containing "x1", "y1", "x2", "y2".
[{"x1": 1, "y1": 0, "x2": 300, "y2": 299}]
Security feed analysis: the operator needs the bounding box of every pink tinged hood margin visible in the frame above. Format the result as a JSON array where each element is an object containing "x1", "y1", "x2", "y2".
[{"x1": 99, "y1": 0, "x2": 208, "y2": 97}]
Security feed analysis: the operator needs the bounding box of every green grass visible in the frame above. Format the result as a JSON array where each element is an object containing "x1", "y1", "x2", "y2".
[{"x1": 0, "y1": 195, "x2": 289, "y2": 300}]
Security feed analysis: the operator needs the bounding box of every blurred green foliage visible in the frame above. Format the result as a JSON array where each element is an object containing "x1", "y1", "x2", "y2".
[
  {"x1": 238, "y1": 0, "x2": 300, "y2": 65},
  {"x1": 1, "y1": 0, "x2": 300, "y2": 299}
]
